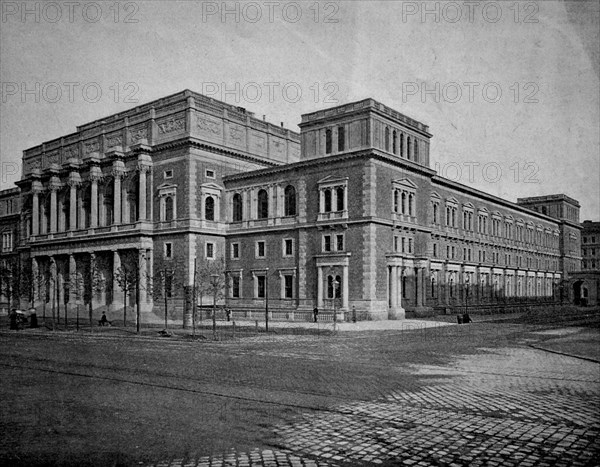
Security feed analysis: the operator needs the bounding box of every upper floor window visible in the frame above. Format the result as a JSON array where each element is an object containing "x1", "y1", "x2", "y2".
[
  {"x1": 392, "y1": 130, "x2": 397, "y2": 154},
  {"x1": 206, "y1": 242, "x2": 215, "y2": 259},
  {"x1": 318, "y1": 176, "x2": 348, "y2": 220},
  {"x1": 283, "y1": 238, "x2": 294, "y2": 257},
  {"x1": 392, "y1": 179, "x2": 417, "y2": 218},
  {"x1": 284, "y1": 185, "x2": 296, "y2": 216},
  {"x1": 232, "y1": 193, "x2": 243, "y2": 222},
  {"x1": 205, "y1": 169, "x2": 215, "y2": 179},
  {"x1": 257, "y1": 189, "x2": 268, "y2": 219},
  {"x1": 414, "y1": 139, "x2": 419, "y2": 160},
  {"x1": 158, "y1": 184, "x2": 177, "y2": 222},
  {"x1": 407, "y1": 136, "x2": 412, "y2": 160},
  {"x1": 256, "y1": 240, "x2": 266, "y2": 258},
  {"x1": 164, "y1": 170, "x2": 173, "y2": 179},
  {"x1": 204, "y1": 196, "x2": 215, "y2": 221},
  {"x1": 325, "y1": 129, "x2": 332, "y2": 154},
  {"x1": 164, "y1": 242, "x2": 173, "y2": 259},
  {"x1": 2, "y1": 232, "x2": 13, "y2": 252},
  {"x1": 338, "y1": 126, "x2": 345, "y2": 152},
  {"x1": 231, "y1": 242, "x2": 240, "y2": 259},
  {"x1": 165, "y1": 196, "x2": 174, "y2": 221}
]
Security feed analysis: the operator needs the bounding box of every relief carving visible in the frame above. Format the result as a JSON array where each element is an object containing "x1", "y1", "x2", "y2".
[
  {"x1": 229, "y1": 125, "x2": 244, "y2": 143},
  {"x1": 84, "y1": 140, "x2": 100, "y2": 155},
  {"x1": 129, "y1": 126, "x2": 148, "y2": 144},
  {"x1": 64, "y1": 145, "x2": 80, "y2": 161},
  {"x1": 106, "y1": 134, "x2": 123, "y2": 148},
  {"x1": 46, "y1": 151, "x2": 60, "y2": 166},
  {"x1": 158, "y1": 117, "x2": 186, "y2": 134},
  {"x1": 197, "y1": 116, "x2": 221, "y2": 135}
]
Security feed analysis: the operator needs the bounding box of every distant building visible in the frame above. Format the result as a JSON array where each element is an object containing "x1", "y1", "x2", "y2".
[
  {"x1": 5, "y1": 90, "x2": 585, "y2": 321},
  {"x1": 0, "y1": 187, "x2": 21, "y2": 311},
  {"x1": 569, "y1": 220, "x2": 600, "y2": 306}
]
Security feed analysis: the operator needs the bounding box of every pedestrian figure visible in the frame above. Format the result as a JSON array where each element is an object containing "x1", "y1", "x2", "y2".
[
  {"x1": 225, "y1": 308, "x2": 231, "y2": 322},
  {"x1": 99, "y1": 312, "x2": 111, "y2": 326},
  {"x1": 313, "y1": 307, "x2": 319, "y2": 323},
  {"x1": 462, "y1": 312, "x2": 472, "y2": 324},
  {"x1": 352, "y1": 306, "x2": 357, "y2": 323},
  {"x1": 9, "y1": 309, "x2": 18, "y2": 330},
  {"x1": 456, "y1": 314, "x2": 463, "y2": 325}
]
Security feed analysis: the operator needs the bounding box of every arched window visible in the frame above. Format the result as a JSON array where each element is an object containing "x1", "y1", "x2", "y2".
[
  {"x1": 324, "y1": 189, "x2": 332, "y2": 212},
  {"x1": 449, "y1": 278, "x2": 454, "y2": 298},
  {"x1": 232, "y1": 193, "x2": 243, "y2": 222},
  {"x1": 385, "y1": 127, "x2": 390, "y2": 152},
  {"x1": 407, "y1": 137, "x2": 412, "y2": 160},
  {"x1": 408, "y1": 193, "x2": 414, "y2": 216},
  {"x1": 257, "y1": 189, "x2": 268, "y2": 219},
  {"x1": 433, "y1": 203, "x2": 438, "y2": 223},
  {"x1": 165, "y1": 196, "x2": 174, "y2": 221},
  {"x1": 414, "y1": 139, "x2": 419, "y2": 160},
  {"x1": 338, "y1": 126, "x2": 345, "y2": 152},
  {"x1": 401, "y1": 192, "x2": 407, "y2": 215},
  {"x1": 284, "y1": 185, "x2": 296, "y2": 216},
  {"x1": 431, "y1": 277, "x2": 436, "y2": 298},
  {"x1": 392, "y1": 130, "x2": 397, "y2": 154},
  {"x1": 394, "y1": 190, "x2": 399, "y2": 213},
  {"x1": 325, "y1": 129, "x2": 332, "y2": 154},
  {"x1": 204, "y1": 196, "x2": 214, "y2": 221},
  {"x1": 336, "y1": 187, "x2": 345, "y2": 211}
]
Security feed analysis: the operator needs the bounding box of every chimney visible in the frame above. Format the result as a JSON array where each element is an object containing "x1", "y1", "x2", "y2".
[
  {"x1": 263, "y1": 115, "x2": 266, "y2": 121},
  {"x1": 280, "y1": 122, "x2": 284, "y2": 127}
]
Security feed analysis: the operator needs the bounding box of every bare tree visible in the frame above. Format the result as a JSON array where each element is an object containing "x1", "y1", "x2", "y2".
[
  {"x1": 87, "y1": 255, "x2": 106, "y2": 331},
  {"x1": 152, "y1": 266, "x2": 178, "y2": 330},
  {"x1": 196, "y1": 256, "x2": 227, "y2": 339},
  {"x1": 114, "y1": 264, "x2": 137, "y2": 328}
]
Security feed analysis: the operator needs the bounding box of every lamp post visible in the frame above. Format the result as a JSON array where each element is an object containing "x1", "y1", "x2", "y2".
[
  {"x1": 264, "y1": 268, "x2": 269, "y2": 333},
  {"x1": 465, "y1": 276, "x2": 470, "y2": 317},
  {"x1": 332, "y1": 278, "x2": 339, "y2": 330},
  {"x1": 210, "y1": 273, "x2": 218, "y2": 339}
]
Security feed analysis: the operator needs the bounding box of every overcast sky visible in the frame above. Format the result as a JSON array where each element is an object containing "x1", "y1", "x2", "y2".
[{"x1": 1, "y1": 0, "x2": 598, "y2": 219}]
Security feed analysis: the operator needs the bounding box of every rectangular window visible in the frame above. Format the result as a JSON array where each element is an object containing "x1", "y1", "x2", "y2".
[
  {"x1": 232, "y1": 276, "x2": 240, "y2": 298},
  {"x1": 164, "y1": 242, "x2": 173, "y2": 259},
  {"x1": 447, "y1": 246, "x2": 450, "y2": 258},
  {"x1": 338, "y1": 126, "x2": 345, "y2": 152},
  {"x1": 283, "y1": 238, "x2": 294, "y2": 257},
  {"x1": 205, "y1": 169, "x2": 215, "y2": 179},
  {"x1": 231, "y1": 243, "x2": 240, "y2": 259},
  {"x1": 408, "y1": 238, "x2": 414, "y2": 254},
  {"x1": 206, "y1": 242, "x2": 214, "y2": 259},
  {"x1": 336, "y1": 234, "x2": 344, "y2": 251},
  {"x1": 323, "y1": 235, "x2": 332, "y2": 252},
  {"x1": 257, "y1": 275, "x2": 266, "y2": 298},
  {"x1": 433, "y1": 243, "x2": 438, "y2": 257},
  {"x1": 256, "y1": 241, "x2": 266, "y2": 258},
  {"x1": 284, "y1": 275, "x2": 293, "y2": 299},
  {"x1": 394, "y1": 235, "x2": 399, "y2": 252},
  {"x1": 402, "y1": 237, "x2": 406, "y2": 253},
  {"x1": 164, "y1": 170, "x2": 173, "y2": 179}
]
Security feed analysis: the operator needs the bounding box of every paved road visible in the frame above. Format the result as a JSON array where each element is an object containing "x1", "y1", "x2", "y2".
[
  {"x1": 1, "y1": 322, "x2": 598, "y2": 466},
  {"x1": 143, "y1": 332, "x2": 600, "y2": 466}
]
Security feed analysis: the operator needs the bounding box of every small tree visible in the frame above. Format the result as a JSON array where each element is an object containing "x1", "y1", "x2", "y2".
[
  {"x1": 114, "y1": 265, "x2": 137, "y2": 327},
  {"x1": 0, "y1": 262, "x2": 15, "y2": 310},
  {"x1": 87, "y1": 257, "x2": 106, "y2": 331},
  {"x1": 152, "y1": 267, "x2": 177, "y2": 330},
  {"x1": 67, "y1": 271, "x2": 85, "y2": 331},
  {"x1": 196, "y1": 256, "x2": 227, "y2": 339}
]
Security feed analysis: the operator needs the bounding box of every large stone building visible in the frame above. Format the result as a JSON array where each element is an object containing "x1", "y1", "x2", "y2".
[
  {"x1": 3, "y1": 90, "x2": 584, "y2": 321},
  {"x1": 570, "y1": 220, "x2": 600, "y2": 306}
]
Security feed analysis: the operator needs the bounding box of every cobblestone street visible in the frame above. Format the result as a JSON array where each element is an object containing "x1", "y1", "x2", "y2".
[
  {"x1": 1, "y1": 319, "x2": 599, "y2": 466},
  {"x1": 144, "y1": 332, "x2": 600, "y2": 466}
]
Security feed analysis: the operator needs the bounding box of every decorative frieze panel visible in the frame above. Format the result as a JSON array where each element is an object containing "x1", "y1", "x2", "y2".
[
  {"x1": 129, "y1": 125, "x2": 148, "y2": 145},
  {"x1": 63, "y1": 145, "x2": 80, "y2": 163},
  {"x1": 105, "y1": 132, "x2": 123, "y2": 149},
  {"x1": 228, "y1": 123, "x2": 246, "y2": 148},
  {"x1": 156, "y1": 113, "x2": 186, "y2": 135},
  {"x1": 195, "y1": 112, "x2": 222, "y2": 142},
  {"x1": 250, "y1": 131, "x2": 266, "y2": 153},
  {"x1": 24, "y1": 157, "x2": 42, "y2": 175},
  {"x1": 84, "y1": 139, "x2": 100, "y2": 156},
  {"x1": 45, "y1": 150, "x2": 60, "y2": 168}
]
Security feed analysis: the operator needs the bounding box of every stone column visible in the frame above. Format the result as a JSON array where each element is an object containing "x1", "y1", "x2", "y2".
[
  {"x1": 113, "y1": 174, "x2": 122, "y2": 224},
  {"x1": 121, "y1": 178, "x2": 129, "y2": 224},
  {"x1": 399, "y1": 267, "x2": 404, "y2": 309},
  {"x1": 390, "y1": 266, "x2": 398, "y2": 309},
  {"x1": 90, "y1": 175, "x2": 99, "y2": 228},
  {"x1": 112, "y1": 251, "x2": 123, "y2": 309},
  {"x1": 68, "y1": 175, "x2": 79, "y2": 231},
  {"x1": 317, "y1": 266, "x2": 323, "y2": 308},
  {"x1": 416, "y1": 268, "x2": 423, "y2": 307},
  {"x1": 32, "y1": 188, "x2": 40, "y2": 235},
  {"x1": 78, "y1": 186, "x2": 86, "y2": 229},
  {"x1": 342, "y1": 264, "x2": 349, "y2": 310},
  {"x1": 138, "y1": 170, "x2": 147, "y2": 221},
  {"x1": 49, "y1": 258, "x2": 57, "y2": 311},
  {"x1": 68, "y1": 254, "x2": 77, "y2": 306}
]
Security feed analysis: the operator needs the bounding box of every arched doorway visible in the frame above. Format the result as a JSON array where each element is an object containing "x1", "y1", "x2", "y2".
[{"x1": 572, "y1": 280, "x2": 583, "y2": 305}]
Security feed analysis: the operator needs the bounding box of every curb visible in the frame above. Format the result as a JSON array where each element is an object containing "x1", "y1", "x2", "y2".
[{"x1": 528, "y1": 344, "x2": 600, "y2": 364}]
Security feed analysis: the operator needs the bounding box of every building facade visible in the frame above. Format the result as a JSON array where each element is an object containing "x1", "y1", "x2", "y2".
[
  {"x1": 7, "y1": 91, "x2": 583, "y2": 321},
  {"x1": 570, "y1": 220, "x2": 600, "y2": 306},
  {"x1": 0, "y1": 188, "x2": 21, "y2": 312}
]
